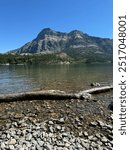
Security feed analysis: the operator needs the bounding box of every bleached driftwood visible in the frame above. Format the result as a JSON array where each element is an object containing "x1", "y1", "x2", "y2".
[
  {"x1": 0, "y1": 86, "x2": 113, "y2": 103},
  {"x1": 79, "y1": 85, "x2": 113, "y2": 94}
]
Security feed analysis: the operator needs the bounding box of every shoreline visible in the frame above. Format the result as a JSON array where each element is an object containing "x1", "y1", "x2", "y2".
[{"x1": 0, "y1": 92, "x2": 113, "y2": 149}]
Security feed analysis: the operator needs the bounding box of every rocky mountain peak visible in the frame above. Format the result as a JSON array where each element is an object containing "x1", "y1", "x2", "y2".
[
  {"x1": 69, "y1": 30, "x2": 84, "y2": 35},
  {"x1": 9, "y1": 28, "x2": 113, "y2": 57},
  {"x1": 36, "y1": 28, "x2": 57, "y2": 39}
]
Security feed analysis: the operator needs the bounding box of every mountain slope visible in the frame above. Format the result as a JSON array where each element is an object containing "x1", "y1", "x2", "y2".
[{"x1": 8, "y1": 28, "x2": 113, "y2": 63}]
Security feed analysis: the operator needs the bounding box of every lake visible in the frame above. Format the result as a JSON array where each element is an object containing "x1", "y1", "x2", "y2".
[{"x1": 0, "y1": 64, "x2": 112, "y2": 94}]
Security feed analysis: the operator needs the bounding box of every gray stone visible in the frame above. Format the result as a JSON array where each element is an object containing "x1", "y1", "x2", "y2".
[
  {"x1": 97, "y1": 145, "x2": 104, "y2": 150},
  {"x1": 42, "y1": 131, "x2": 46, "y2": 137},
  {"x1": 101, "y1": 136, "x2": 108, "y2": 143},
  {"x1": 48, "y1": 133, "x2": 53, "y2": 138},
  {"x1": 16, "y1": 130, "x2": 21, "y2": 135},
  {"x1": 56, "y1": 141, "x2": 64, "y2": 147},
  {"x1": 79, "y1": 131, "x2": 83, "y2": 137},
  {"x1": 77, "y1": 122, "x2": 82, "y2": 126},
  {"x1": 49, "y1": 126, "x2": 54, "y2": 132},
  {"x1": 81, "y1": 141, "x2": 89, "y2": 149},
  {"x1": 76, "y1": 143, "x2": 83, "y2": 149},
  {"x1": 56, "y1": 125, "x2": 61, "y2": 130},
  {"x1": 95, "y1": 133, "x2": 101, "y2": 138},
  {"x1": 97, "y1": 120, "x2": 105, "y2": 127},
  {"x1": 61, "y1": 127, "x2": 65, "y2": 132},
  {"x1": 48, "y1": 121, "x2": 54, "y2": 125},
  {"x1": 31, "y1": 145, "x2": 36, "y2": 150},
  {"x1": 89, "y1": 146, "x2": 94, "y2": 150},
  {"x1": 65, "y1": 142, "x2": 70, "y2": 147},
  {"x1": 91, "y1": 137, "x2": 98, "y2": 141},
  {"x1": 9, "y1": 145, "x2": 15, "y2": 150},
  {"x1": 75, "y1": 117, "x2": 80, "y2": 122},
  {"x1": 26, "y1": 133, "x2": 32, "y2": 141},
  {"x1": 10, "y1": 130, "x2": 16, "y2": 137},
  {"x1": 26, "y1": 141, "x2": 32, "y2": 148},
  {"x1": 36, "y1": 144, "x2": 42, "y2": 150},
  {"x1": 20, "y1": 122, "x2": 27, "y2": 128},
  {"x1": 97, "y1": 141, "x2": 103, "y2": 145},
  {"x1": 83, "y1": 131, "x2": 88, "y2": 137},
  {"x1": 45, "y1": 133, "x2": 49, "y2": 138},
  {"x1": 12, "y1": 122, "x2": 18, "y2": 127},
  {"x1": 32, "y1": 131, "x2": 38, "y2": 138},
  {"x1": 62, "y1": 133, "x2": 68, "y2": 137},
  {"x1": 76, "y1": 137, "x2": 81, "y2": 144},
  {"x1": 5, "y1": 123, "x2": 11, "y2": 129},
  {"x1": 91, "y1": 141, "x2": 97, "y2": 147},
  {"x1": 38, "y1": 140, "x2": 44, "y2": 146},
  {"x1": 90, "y1": 121, "x2": 97, "y2": 127},
  {"x1": 88, "y1": 135, "x2": 94, "y2": 140},
  {"x1": 1, "y1": 134, "x2": 6, "y2": 139},
  {"x1": 31, "y1": 139, "x2": 37, "y2": 145},
  {"x1": 1, "y1": 143, "x2": 6, "y2": 149},
  {"x1": 59, "y1": 118, "x2": 65, "y2": 123},
  {"x1": 7, "y1": 133, "x2": 11, "y2": 139},
  {"x1": 105, "y1": 124, "x2": 113, "y2": 130},
  {"x1": 36, "y1": 126, "x2": 41, "y2": 130},
  {"x1": 46, "y1": 142, "x2": 53, "y2": 149},
  {"x1": 40, "y1": 123, "x2": 47, "y2": 130}
]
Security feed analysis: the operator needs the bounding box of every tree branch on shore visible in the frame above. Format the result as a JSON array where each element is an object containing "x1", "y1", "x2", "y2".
[{"x1": 0, "y1": 86, "x2": 113, "y2": 103}]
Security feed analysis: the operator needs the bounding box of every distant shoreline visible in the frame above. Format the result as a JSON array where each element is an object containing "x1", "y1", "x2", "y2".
[{"x1": 0, "y1": 53, "x2": 113, "y2": 65}]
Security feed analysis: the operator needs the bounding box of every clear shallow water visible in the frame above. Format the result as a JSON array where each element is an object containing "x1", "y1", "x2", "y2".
[{"x1": 0, "y1": 64, "x2": 112, "y2": 94}]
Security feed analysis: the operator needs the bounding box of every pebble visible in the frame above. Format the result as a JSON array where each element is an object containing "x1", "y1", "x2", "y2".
[
  {"x1": 56, "y1": 125, "x2": 61, "y2": 130},
  {"x1": 59, "y1": 118, "x2": 65, "y2": 123},
  {"x1": 97, "y1": 120, "x2": 105, "y2": 127},
  {"x1": 90, "y1": 121, "x2": 97, "y2": 127},
  {"x1": 49, "y1": 126, "x2": 54, "y2": 132},
  {"x1": 101, "y1": 136, "x2": 108, "y2": 143},
  {"x1": 9, "y1": 145, "x2": 15, "y2": 150},
  {"x1": 81, "y1": 141, "x2": 89, "y2": 149},
  {"x1": 0, "y1": 118, "x2": 113, "y2": 150},
  {"x1": 8, "y1": 139, "x2": 17, "y2": 145},
  {"x1": 48, "y1": 120, "x2": 54, "y2": 125},
  {"x1": 83, "y1": 131, "x2": 88, "y2": 137},
  {"x1": 1, "y1": 143, "x2": 5, "y2": 149},
  {"x1": 38, "y1": 140, "x2": 44, "y2": 146},
  {"x1": 26, "y1": 133, "x2": 32, "y2": 141}
]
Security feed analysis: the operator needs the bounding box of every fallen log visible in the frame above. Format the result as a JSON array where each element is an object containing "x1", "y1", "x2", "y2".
[
  {"x1": 79, "y1": 85, "x2": 113, "y2": 94},
  {"x1": 0, "y1": 86, "x2": 113, "y2": 103},
  {"x1": 0, "y1": 90, "x2": 80, "y2": 103}
]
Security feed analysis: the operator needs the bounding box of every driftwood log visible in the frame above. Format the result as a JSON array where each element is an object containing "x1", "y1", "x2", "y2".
[
  {"x1": 0, "y1": 86, "x2": 113, "y2": 103},
  {"x1": 79, "y1": 85, "x2": 113, "y2": 94}
]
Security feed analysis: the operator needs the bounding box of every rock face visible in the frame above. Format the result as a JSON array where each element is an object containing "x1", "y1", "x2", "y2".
[{"x1": 10, "y1": 28, "x2": 113, "y2": 55}]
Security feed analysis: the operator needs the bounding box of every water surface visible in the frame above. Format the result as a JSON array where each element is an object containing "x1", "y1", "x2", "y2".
[{"x1": 0, "y1": 64, "x2": 112, "y2": 94}]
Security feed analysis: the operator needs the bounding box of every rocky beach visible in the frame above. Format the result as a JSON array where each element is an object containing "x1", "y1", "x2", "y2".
[{"x1": 0, "y1": 92, "x2": 113, "y2": 150}]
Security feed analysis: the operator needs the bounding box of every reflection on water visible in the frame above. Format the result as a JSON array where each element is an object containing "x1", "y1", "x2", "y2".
[{"x1": 0, "y1": 64, "x2": 112, "y2": 94}]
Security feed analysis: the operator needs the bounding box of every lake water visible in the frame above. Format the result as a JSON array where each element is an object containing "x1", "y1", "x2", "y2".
[{"x1": 0, "y1": 64, "x2": 112, "y2": 94}]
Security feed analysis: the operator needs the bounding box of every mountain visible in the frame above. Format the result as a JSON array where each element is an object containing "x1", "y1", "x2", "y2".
[{"x1": 8, "y1": 28, "x2": 113, "y2": 63}]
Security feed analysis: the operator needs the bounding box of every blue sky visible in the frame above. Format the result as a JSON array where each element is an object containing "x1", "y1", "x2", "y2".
[{"x1": 0, "y1": 0, "x2": 113, "y2": 53}]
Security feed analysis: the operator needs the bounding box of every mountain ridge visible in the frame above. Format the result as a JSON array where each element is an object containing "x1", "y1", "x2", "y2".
[
  {"x1": 9, "y1": 28, "x2": 112, "y2": 55},
  {"x1": 6, "y1": 28, "x2": 113, "y2": 64}
]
